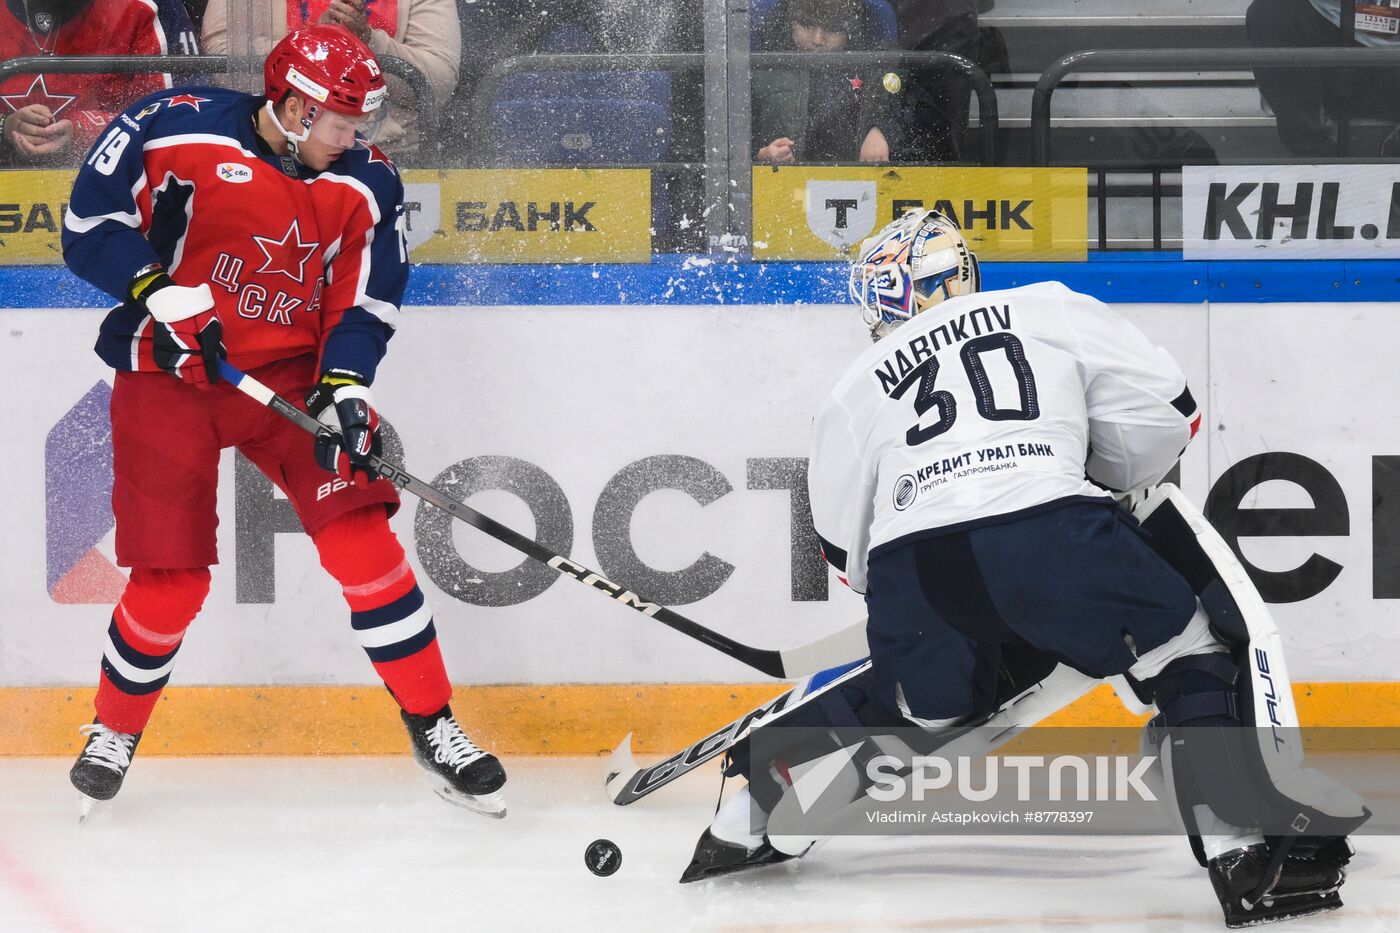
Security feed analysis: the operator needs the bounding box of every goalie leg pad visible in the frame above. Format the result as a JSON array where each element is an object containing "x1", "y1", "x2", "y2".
[
  {"x1": 762, "y1": 662, "x2": 1099, "y2": 842},
  {"x1": 1132, "y1": 486, "x2": 1370, "y2": 860},
  {"x1": 728, "y1": 638, "x2": 1063, "y2": 813}
]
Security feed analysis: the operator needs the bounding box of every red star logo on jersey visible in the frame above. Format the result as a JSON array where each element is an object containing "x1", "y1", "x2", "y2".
[
  {"x1": 358, "y1": 140, "x2": 397, "y2": 174},
  {"x1": 167, "y1": 94, "x2": 211, "y2": 111},
  {"x1": 0, "y1": 75, "x2": 77, "y2": 118},
  {"x1": 848, "y1": 77, "x2": 863, "y2": 91},
  {"x1": 252, "y1": 219, "x2": 320, "y2": 285}
]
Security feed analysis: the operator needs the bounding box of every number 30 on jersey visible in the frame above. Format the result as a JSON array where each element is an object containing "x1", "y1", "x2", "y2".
[{"x1": 891, "y1": 333, "x2": 1040, "y2": 447}]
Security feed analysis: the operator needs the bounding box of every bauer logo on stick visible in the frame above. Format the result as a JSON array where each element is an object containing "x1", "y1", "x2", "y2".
[{"x1": 585, "y1": 839, "x2": 622, "y2": 876}]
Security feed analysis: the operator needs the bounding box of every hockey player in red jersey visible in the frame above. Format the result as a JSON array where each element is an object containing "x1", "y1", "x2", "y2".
[
  {"x1": 61, "y1": 24, "x2": 506, "y2": 819},
  {"x1": 0, "y1": 0, "x2": 200, "y2": 161}
]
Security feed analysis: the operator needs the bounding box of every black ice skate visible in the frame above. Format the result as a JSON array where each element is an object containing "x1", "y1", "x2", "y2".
[
  {"x1": 1208, "y1": 843, "x2": 1346, "y2": 928},
  {"x1": 401, "y1": 705, "x2": 507, "y2": 818},
  {"x1": 678, "y1": 828, "x2": 800, "y2": 883},
  {"x1": 70, "y1": 722, "x2": 141, "y2": 821}
]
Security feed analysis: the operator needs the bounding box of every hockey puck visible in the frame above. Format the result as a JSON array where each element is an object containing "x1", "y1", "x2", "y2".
[{"x1": 585, "y1": 839, "x2": 622, "y2": 876}]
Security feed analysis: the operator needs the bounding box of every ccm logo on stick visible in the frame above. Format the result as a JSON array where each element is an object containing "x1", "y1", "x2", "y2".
[{"x1": 547, "y1": 556, "x2": 663, "y2": 616}]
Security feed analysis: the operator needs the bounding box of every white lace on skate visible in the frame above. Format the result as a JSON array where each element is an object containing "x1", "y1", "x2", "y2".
[
  {"x1": 78, "y1": 724, "x2": 137, "y2": 773},
  {"x1": 416, "y1": 715, "x2": 506, "y2": 819},
  {"x1": 425, "y1": 716, "x2": 488, "y2": 773}
]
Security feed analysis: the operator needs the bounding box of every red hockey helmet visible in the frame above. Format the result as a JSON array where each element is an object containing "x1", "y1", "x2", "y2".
[{"x1": 264, "y1": 24, "x2": 387, "y2": 117}]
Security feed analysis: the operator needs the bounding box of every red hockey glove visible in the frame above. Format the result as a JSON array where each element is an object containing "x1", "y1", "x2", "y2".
[
  {"x1": 305, "y1": 370, "x2": 381, "y2": 485},
  {"x1": 136, "y1": 273, "x2": 225, "y2": 387}
]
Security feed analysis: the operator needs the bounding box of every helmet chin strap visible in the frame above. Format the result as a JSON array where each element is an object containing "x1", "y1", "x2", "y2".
[{"x1": 263, "y1": 99, "x2": 315, "y2": 162}]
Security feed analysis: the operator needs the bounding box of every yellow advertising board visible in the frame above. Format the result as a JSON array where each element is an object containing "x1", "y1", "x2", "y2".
[
  {"x1": 401, "y1": 168, "x2": 652, "y2": 263},
  {"x1": 0, "y1": 168, "x2": 652, "y2": 265},
  {"x1": 752, "y1": 166, "x2": 1088, "y2": 261},
  {"x1": 0, "y1": 171, "x2": 76, "y2": 264}
]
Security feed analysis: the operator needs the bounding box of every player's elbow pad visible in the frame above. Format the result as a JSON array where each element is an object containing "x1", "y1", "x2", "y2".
[
  {"x1": 1087, "y1": 452, "x2": 1176, "y2": 493},
  {"x1": 1086, "y1": 423, "x2": 1189, "y2": 491}
]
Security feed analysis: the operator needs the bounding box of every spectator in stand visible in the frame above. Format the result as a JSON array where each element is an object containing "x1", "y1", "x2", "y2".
[
  {"x1": 0, "y1": 0, "x2": 199, "y2": 164},
  {"x1": 201, "y1": 0, "x2": 459, "y2": 158},
  {"x1": 752, "y1": 0, "x2": 905, "y2": 164},
  {"x1": 1247, "y1": 0, "x2": 1400, "y2": 156},
  {"x1": 887, "y1": 0, "x2": 988, "y2": 162}
]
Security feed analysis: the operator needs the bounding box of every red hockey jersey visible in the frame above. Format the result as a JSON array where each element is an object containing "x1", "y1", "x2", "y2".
[{"x1": 63, "y1": 86, "x2": 409, "y2": 383}]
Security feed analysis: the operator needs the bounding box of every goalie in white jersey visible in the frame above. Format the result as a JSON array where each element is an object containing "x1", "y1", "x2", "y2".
[
  {"x1": 682, "y1": 210, "x2": 1367, "y2": 928},
  {"x1": 813, "y1": 213, "x2": 1200, "y2": 596},
  {"x1": 811, "y1": 210, "x2": 1211, "y2": 738}
]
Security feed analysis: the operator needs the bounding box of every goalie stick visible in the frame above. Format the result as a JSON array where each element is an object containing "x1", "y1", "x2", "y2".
[
  {"x1": 217, "y1": 359, "x2": 868, "y2": 679},
  {"x1": 605, "y1": 659, "x2": 872, "y2": 805}
]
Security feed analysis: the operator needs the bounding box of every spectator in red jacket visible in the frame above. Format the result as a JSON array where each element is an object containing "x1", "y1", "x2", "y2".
[{"x1": 0, "y1": 0, "x2": 199, "y2": 162}]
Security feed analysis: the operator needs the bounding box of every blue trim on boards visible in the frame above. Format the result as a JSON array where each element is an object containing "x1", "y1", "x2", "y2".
[{"x1": 3, "y1": 256, "x2": 1398, "y2": 308}]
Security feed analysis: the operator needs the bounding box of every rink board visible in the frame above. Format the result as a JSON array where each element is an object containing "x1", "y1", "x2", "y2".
[
  {"x1": 5, "y1": 301, "x2": 1400, "y2": 751},
  {"x1": 2, "y1": 681, "x2": 1397, "y2": 757}
]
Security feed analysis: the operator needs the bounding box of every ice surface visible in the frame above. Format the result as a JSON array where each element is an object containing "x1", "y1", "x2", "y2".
[{"x1": 1, "y1": 757, "x2": 1395, "y2": 932}]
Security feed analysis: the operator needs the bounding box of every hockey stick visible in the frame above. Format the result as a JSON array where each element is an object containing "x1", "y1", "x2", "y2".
[{"x1": 217, "y1": 359, "x2": 868, "y2": 679}]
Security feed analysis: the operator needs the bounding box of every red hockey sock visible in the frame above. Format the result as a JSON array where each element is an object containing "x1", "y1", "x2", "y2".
[
  {"x1": 313, "y1": 508, "x2": 452, "y2": 716},
  {"x1": 94, "y1": 567, "x2": 210, "y2": 734}
]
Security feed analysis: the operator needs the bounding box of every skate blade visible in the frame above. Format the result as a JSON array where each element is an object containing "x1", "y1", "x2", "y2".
[
  {"x1": 430, "y1": 783, "x2": 507, "y2": 820},
  {"x1": 1227, "y1": 901, "x2": 1341, "y2": 928},
  {"x1": 77, "y1": 794, "x2": 101, "y2": 823},
  {"x1": 1227, "y1": 893, "x2": 1343, "y2": 928}
]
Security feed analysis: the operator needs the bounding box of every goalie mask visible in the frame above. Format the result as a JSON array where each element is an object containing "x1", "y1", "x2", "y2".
[{"x1": 848, "y1": 209, "x2": 980, "y2": 340}]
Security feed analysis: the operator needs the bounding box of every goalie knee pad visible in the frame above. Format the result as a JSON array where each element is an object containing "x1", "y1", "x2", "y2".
[{"x1": 1151, "y1": 652, "x2": 1241, "y2": 729}]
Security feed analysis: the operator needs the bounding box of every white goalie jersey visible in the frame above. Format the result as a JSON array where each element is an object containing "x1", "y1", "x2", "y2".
[{"x1": 809, "y1": 281, "x2": 1200, "y2": 594}]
